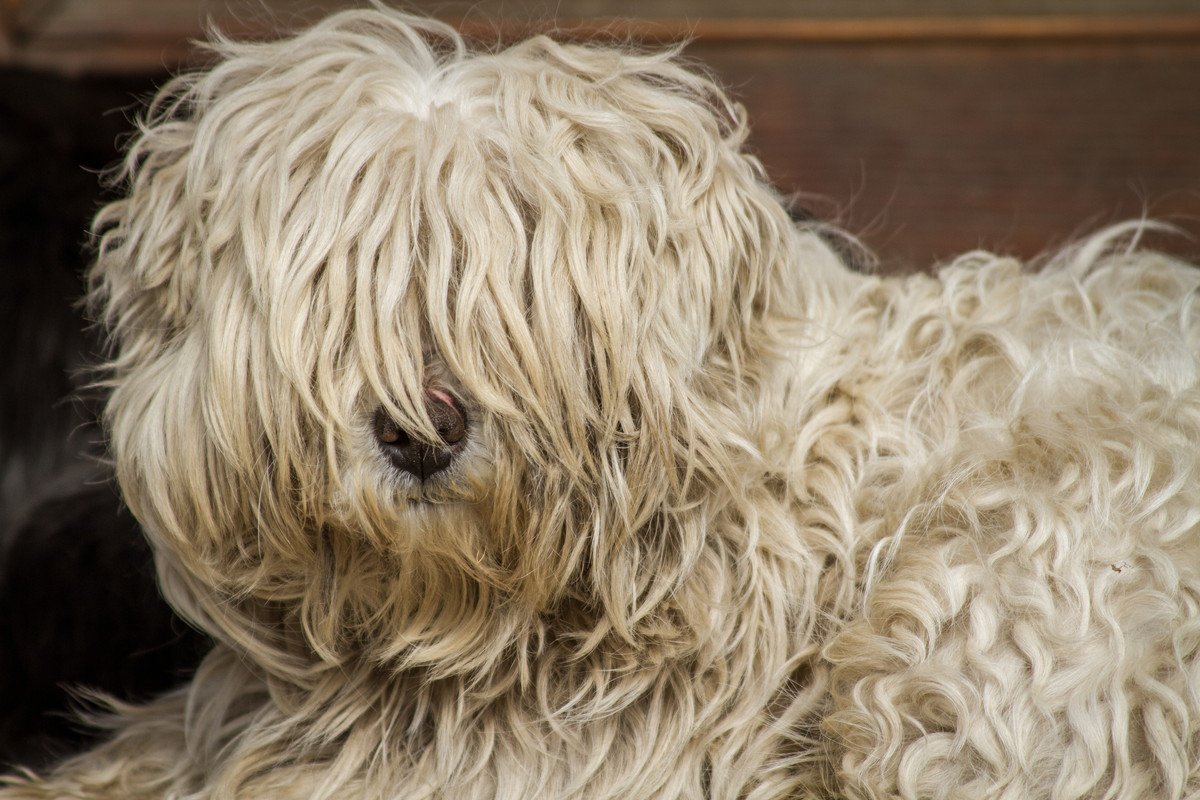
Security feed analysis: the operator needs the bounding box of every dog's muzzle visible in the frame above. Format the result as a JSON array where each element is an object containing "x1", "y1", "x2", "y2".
[{"x1": 373, "y1": 389, "x2": 467, "y2": 481}]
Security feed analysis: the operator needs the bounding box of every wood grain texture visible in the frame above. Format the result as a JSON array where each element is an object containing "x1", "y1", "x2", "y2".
[
  {"x1": 693, "y1": 41, "x2": 1200, "y2": 269},
  {"x1": 6, "y1": 0, "x2": 1200, "y2": 71},
  {"x1": 1, "y1": 1, "x2": 1197, "y2": 270}
]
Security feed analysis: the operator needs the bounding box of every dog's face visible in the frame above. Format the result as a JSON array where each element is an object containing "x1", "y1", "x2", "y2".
[{"x1": 91, "y1": 12, "x2": 797, "y2": 667}]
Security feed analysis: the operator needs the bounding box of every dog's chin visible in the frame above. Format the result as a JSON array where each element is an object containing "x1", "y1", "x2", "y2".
[
  {"x1": 398, "y1": 471, "x2": 482, "y2": 510},
  {"x1": 405, "y1": 493, "x2": 464, "y2": 511},
  {"x1": 396, "y1": 489, "x2": 490, "y2": 554}
]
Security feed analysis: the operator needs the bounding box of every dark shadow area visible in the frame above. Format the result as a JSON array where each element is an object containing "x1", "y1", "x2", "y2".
[{"x1": 0, "y1": 67, "x2": 210, "y2": 771}]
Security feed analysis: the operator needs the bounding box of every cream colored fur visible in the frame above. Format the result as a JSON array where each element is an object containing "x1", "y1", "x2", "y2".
[{"x1": 4, "y1": 9, "x2": 1200, "y2": 799}]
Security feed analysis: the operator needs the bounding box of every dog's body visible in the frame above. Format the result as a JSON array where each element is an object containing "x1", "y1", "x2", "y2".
[{"x1": 4, "y1": 10, "x2": 1199, "y2": 799}]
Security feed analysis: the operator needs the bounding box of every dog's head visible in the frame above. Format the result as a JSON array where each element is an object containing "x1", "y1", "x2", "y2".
[{"x1": 91, "y1": 10, "x2": 810, "y2": 673}]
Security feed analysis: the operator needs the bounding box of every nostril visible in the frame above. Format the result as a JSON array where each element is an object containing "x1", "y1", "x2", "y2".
[
  {"x1": 373, "y1": 409, "x2": 411, "y2": 447},
  {"x1": 426, "y1": 389, "x2": 466, "y2": 445}
]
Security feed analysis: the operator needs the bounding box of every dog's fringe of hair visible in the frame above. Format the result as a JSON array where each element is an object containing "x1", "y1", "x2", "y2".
[{"x1": 5, "y1": 8, "x2": 1200, "y2": 800}]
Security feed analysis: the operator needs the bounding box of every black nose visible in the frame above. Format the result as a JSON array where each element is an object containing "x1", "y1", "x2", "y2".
[{"x1": 374, "y1": 390, "x2": 467, "y2": 481}]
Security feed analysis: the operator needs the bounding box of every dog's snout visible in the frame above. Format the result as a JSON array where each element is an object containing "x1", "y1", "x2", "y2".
[{"x1": 374, "y1": 390, "x2": 467, "y2": 481}]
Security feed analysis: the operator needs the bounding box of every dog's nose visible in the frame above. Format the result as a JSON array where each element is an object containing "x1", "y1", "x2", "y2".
[{"x1": 374, "y1": 390, "x2": 466, "y2": 480}]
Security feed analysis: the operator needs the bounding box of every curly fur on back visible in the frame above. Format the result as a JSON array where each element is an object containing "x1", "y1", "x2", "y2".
[{"x1": 3, "y1": 9, "x2": 1199, "y2": 799}]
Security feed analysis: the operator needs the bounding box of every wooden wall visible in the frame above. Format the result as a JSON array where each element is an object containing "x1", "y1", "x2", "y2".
[{"x1": 3, "y1": 0, "x2": 1199, "y2": 270}]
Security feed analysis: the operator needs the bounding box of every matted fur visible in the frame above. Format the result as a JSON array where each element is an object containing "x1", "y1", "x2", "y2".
[{"x1": 4, "y1": 9, "x2": 1200, "y2": 799}]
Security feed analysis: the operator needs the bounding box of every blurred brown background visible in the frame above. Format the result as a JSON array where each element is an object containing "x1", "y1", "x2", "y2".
[{"x1": 4, "y1": 0, "x2": 1200, "y2": 270}]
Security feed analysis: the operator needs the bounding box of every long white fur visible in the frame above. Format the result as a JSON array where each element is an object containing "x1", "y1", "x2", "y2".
[{"x1": 4, "y1": 9, "x2": 1199, "y2": 799}]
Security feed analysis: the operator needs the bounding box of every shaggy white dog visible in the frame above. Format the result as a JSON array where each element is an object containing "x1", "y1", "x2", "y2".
[{"x1": 4, "y1": 9, "x2": 1200, "y2": 799}]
